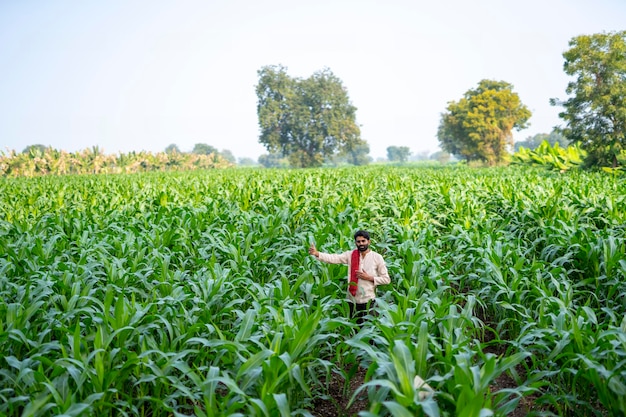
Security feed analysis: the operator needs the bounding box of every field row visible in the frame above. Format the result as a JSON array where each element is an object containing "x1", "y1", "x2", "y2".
[{"x1": 1, "y1": 166, "x2": 625, "y2": 416}]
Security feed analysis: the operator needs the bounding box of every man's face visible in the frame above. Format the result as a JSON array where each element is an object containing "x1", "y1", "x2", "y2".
[{"x1": 355, "y1": 236, "x2": 370, "y2": 252}]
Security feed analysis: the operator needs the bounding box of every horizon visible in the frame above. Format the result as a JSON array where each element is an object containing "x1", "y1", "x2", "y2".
[{"x1": 1, "y1": 1, "x2": 625, "y2": 161}]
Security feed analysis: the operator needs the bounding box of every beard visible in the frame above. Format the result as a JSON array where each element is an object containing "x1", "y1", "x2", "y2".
[{"x1": 357, "y1": 244, "x2": 369, "y2": 252}]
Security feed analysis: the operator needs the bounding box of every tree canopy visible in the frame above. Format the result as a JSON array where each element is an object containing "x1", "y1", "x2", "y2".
[
  {"x1": 22, "y1": 144, "x2": 48, "y2": 155},
  {"x1": 192, "y1": 143, "x2": 218, "y2": 156},
  {"x1": 337, "y1": 141, "x2": 371, "y2": 166},
  {"x1": 256, "y1": 65, "x2": 366, "y2": 168},
  {"x1": 437, "y1": 80, "x2": 531, "y2": 165},
  {"x1": 165, "y1": 144, "x2": 181, "y2": 154},
  {"x1": 258, "y1": 152, "x2": 289, "y2": 168},
  {"x1": 220, "y1": 149, "x2": 236, "y2": 164},
  {"x1": 551, "y1": 30, "x2": 626, "y2": 168},
  {"x1": 514, "y1": 131, "x2": 569, "y2": 152},
  {"x1": 386, "y1": 146, "x2": 411, "y2": 162}
]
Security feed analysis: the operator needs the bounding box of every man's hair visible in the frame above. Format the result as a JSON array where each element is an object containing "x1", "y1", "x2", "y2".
[{"x1": 354, "y1": 230, "x2": 370, "y2": 240}]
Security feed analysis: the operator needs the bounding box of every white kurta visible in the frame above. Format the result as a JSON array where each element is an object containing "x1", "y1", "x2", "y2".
[{"x1": 318, "y1": 250, "x2": 390, "y2": 303}]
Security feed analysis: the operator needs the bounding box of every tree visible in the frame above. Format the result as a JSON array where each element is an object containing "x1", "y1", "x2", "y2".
[
  {"x1": 327, "y1": 141, "x2": 371, "y2": 166},
  {"x1": 165, "y1": 144, "x2": 181, "y2": 154},
  {"x1": 220, "y1": 149, "x2": 236, "y2": 164},
  {"x1": 386, "y1": 146, "x2": 411, "y2": 162},
  {"x1": 514, "y1": 131, "x2": 569, "y2": 152},
  {"x1": 411, "y1": 150, "x2": 430, "y2": 161},
  {"x1": 437, "y1": 80, "x2": 531, "y2": 165},
  {"x1": 550, "y1": 31, "x2": 626, "y2": 168},
  {"x1": 22, "y1": 144, "x2": 47, "y2": 155},
  {"x1": 430, "y1": 150, "x2": 451, "y2": 164},
  {"x1": 258, "y1": 152, "x2": 290, "y2": 168},
  {"x1": 256, "y1": 65, "x2": 366, "y2": 168},
  {"x1": 192, "y1": 143, "x2": 218, "y2": 155},
  {"x1": 338, "y1": 140, "x2": 371, "y2": 165},
  {"x1": 238, "y1": 157, "x2": 257, "y2": 166}
]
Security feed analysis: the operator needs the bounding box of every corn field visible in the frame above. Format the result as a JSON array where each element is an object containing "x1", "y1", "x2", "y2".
[{"x1": 1, "y1": 166, "x2": 625, "y2": 417}]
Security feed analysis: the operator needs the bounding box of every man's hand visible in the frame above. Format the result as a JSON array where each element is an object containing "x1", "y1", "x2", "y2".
[
  {"x1": 356, "y1": 271, "x2": 373, "y2": 281},
  {"x1": 308, "y1": 243, "x2": 319, "y2": 257}
]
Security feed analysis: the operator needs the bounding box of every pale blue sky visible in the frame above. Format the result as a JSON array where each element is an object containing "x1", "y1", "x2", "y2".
[{"x1": 1, "y1": 1, "x2": 624, "y2": 160}]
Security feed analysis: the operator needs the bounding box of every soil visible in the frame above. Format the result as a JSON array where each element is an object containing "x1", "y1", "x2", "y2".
[
  {"x1": 310, "y1": 363, "x2": 539, "y2": 417},
  {"x1": 310, "y1": 366, "x2": 370, "y2": 417},
  {"x1": 310, "y1": 326, "x2": 545, "y2": 417}
]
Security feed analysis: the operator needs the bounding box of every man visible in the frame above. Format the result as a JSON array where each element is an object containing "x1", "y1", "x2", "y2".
[{"x1": 308, "y1": 230, "x2": 390, "y2": 325}]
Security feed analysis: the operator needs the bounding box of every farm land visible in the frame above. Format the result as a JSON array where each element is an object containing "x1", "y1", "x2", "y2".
[{"x1": 1, "y1": 165, "x2": 625, "y2": 416}]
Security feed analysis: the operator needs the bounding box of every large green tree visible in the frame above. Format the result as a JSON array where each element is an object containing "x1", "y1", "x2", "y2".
[
  {"x1": 551, "y1": 31, "x2": 626, "y2": 168},
  {"x1": 437, "y1": 80, "x2": 531, "y2": 165},
  {"x1": 256, "y1": 65, "x2": 365, "y2": 168}
]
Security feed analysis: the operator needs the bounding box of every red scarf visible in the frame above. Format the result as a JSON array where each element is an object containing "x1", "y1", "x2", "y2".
[{"x1": 349, "y1": 249, "x2": 360, "y2": 296}]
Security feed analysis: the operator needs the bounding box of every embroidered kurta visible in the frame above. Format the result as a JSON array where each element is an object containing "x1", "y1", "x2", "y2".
[{"x1": 317, "y1": 250, "x2": 390, "y2": 304}]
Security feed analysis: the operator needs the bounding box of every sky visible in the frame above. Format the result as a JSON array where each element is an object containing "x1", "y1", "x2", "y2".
[{"x1": 1, "y1": 1, "x2": 625, "y2": 161}]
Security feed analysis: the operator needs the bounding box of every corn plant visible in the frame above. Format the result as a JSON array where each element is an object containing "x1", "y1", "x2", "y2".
[{"x1": 1, "y1": 165, "x2": 625, "y2": 416}]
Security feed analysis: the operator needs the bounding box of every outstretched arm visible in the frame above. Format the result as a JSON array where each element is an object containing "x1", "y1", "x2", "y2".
[
  {"x1": 308, "y1": 242, "x2": 320, "y2": 258},
  {"x1": 309, "y1": 243, "x2": 350, "y2": 264}
]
